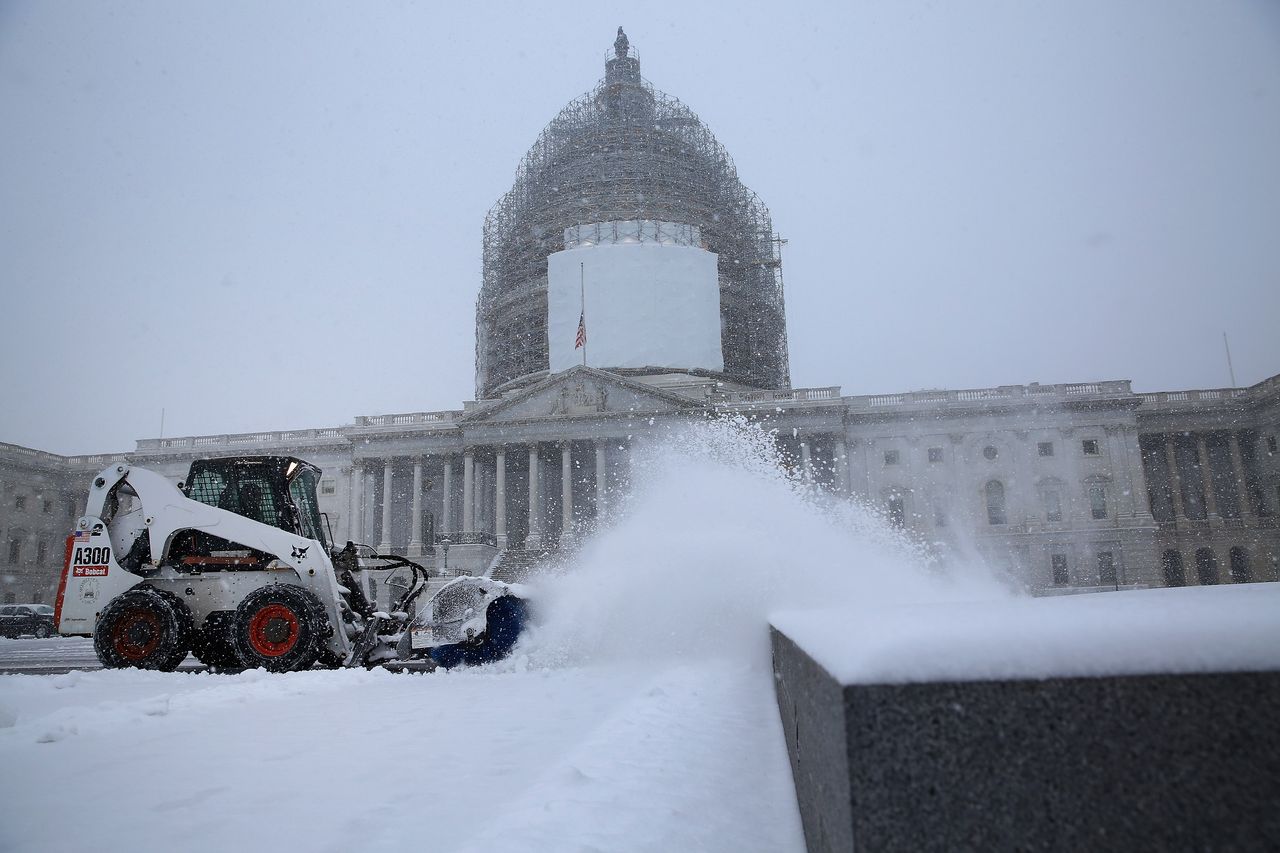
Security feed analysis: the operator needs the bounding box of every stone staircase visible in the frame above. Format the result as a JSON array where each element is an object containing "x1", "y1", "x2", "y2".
[{"x1": 487, "y1": 547, "x2": 558, "y2": 583}]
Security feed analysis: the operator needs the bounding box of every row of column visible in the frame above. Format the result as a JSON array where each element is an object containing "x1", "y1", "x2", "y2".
[
  {"x1": 353, "y1": 441, "x2": 617, "y2": 554},
  {"x1": 798, "y1": 436, "x2": 851, "y2": 492},
  {"x1": 1159, "y1": 431, "x2": 1251, "y2": 521},
  {"x1": 350, "y1": 433, "x2": 855, "y2": 554}
]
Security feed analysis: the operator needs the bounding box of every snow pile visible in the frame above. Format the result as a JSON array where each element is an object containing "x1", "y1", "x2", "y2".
[
  {"x1": 773, "y1": 582, "x2": 1280, "y2": 685},
  {"x1": 522, "y1": 414, "x2": 1004, "y2": 670}
]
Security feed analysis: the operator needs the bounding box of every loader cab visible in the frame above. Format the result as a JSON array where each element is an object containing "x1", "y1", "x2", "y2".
[{"x1": 183, "y1": 456, "x2": 330, "y2": 551}]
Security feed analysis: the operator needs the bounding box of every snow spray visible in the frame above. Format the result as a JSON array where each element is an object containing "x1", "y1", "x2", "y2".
[{"x1": 519, "y1": 414, "x2": 1006, "y2": 670}]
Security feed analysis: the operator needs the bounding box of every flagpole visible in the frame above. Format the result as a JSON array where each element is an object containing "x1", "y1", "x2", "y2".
[{"x1": 580, "y1": 262, "x2": 586, "y2": 367}]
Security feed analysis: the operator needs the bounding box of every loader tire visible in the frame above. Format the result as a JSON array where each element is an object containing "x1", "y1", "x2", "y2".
[
  {"x1": 190, "y1": 612, "x2": 243, "y2": 673},
  {"x1": 232, "y1": 584, "x2": 328, "y2": 673},
  {"x1": 94, "y1": 587, "x2": 194, "y2": 671}
]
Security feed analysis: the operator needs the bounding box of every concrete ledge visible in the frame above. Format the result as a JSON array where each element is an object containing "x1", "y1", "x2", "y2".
[{"x1": 772, "y1": 626, "x2": 1280, "y2": 852}]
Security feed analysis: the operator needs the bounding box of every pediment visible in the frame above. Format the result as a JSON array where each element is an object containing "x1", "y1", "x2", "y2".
[{"x1": 462, "y1": 366, "x2": 701, "y2": 424}]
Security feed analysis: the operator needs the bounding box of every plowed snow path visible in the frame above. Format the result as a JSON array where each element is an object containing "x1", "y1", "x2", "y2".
[{"x1": 0, "y1": 662, "x2": 803, "y2": 852}]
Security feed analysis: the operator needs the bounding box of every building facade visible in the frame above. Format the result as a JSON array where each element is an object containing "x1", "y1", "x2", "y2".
[
  {"x1": 4, "y1": 370, "x2": 1277, "y2": 604},
  {"x1": 2, "y1": 33, "x2": 1277, "y2": 604}
]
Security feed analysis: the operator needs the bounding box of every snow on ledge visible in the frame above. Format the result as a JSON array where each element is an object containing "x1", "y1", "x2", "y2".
[{"x1": 770, "y1": 583, "x2": 1280, "y2": 686}]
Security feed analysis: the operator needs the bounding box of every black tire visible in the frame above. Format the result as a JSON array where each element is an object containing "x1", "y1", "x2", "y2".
[
  {"x1": 94, "y1": 587, "x2": 194, "y2": 671},
  {"x1": 232, "y1": 584, "x2": 329, "y2": 673},
  {"x1": 33, "y1": 624, "x2": 51, "y2": 639},
  {"x1": 190, "y1": 612, "x2": 243, "y2": 672}
]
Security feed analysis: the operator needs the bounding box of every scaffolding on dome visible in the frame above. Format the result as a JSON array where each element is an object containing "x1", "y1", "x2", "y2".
[{"x1": 475, "y1": 31, "x2": 791, "y2": 399}]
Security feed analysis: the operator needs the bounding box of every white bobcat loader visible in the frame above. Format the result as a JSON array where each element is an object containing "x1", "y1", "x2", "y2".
[{"x1": 56, "y1": 456, "x2": 527, "y2": 673}]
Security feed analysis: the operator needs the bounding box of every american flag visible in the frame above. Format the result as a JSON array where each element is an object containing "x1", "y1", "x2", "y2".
[{"x1": 575, "y1": 311, "x2": 586, "y2": 349}]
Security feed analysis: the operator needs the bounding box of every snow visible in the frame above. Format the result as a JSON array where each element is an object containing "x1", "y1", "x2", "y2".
[
  {"x1": 772, "y1": 582, "x2": 1280, "y2": 686},
  {"x1": 0, "y1": 661, "x2": 797, "y2": 852}
]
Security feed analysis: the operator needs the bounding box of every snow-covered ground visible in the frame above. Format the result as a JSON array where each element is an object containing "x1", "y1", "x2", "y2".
[
  {"x1": 0, "y1": 418, "x2": 1001, "y2": 851},
  {"x1": 0, "y1": 660, "x2": 799, "y2": 852}
]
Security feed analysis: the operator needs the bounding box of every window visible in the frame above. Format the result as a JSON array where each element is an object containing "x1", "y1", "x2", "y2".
[
  {"x1": 1268, "y1": 435, "x2": 1277, "y2": 454},
  {"x1": 1038, "y1": 441, "x2": 1054, "y2": 457},
  {"x1": 36, "y1": 541, "x2": 47, "y2": 563},
  {"x1": 1162, "y1": 550, "x2": 1186, "y2": 587},
  {"x1": 42, "y1": 499, "x2": 52, "y2": 514},
  {"x1": 1097, "y1": 551, "x2": 1116, "y2": 585},
  {"x1": 983, "y1": 446, "x2": 998, "y2": 460},
  {"x1": 320, "y1": 479, "x2": 336, "y2": 495},
  {"x1": 7, "y1": 538, "x2": 19, "y2": 564},
  {"x1": 928, "y1": 447, "x2": 943, "y2": 463},
  {"x1": 985, "y1": 480, "x2": 1007, "y2": 525},
  {"x1": 1082, "y1": 439, "x2": 1100, "y2": 455},
  {"x1": 14, "y1": 495, "x2": 25, "y2": 511},
  {"x1": 1195, "y1": 549, "x2": 1219, "y2": 585},
  {"x1": 1044, "y1": 489, "x2": 1063, "y2": 523},
  {"x1": 883, "y1": 450, "x2": 899, "y2": 466},
  {"x1": 1088, "y1": 484, "x2": 1107, "y2": 519},
  {"x1": 1229, "y1": 547, "x2": 1252, "y2": 583},
  {"x1": 1051, "y1": 553, "x2": 1069, "y2": 586},
  {"x1": 31, "y1": 591, "x2": 42, "y2": 605},
  {"x1": 933, "y1": 504, "x2": 946, "y2": 527},
  {"x1": 887, "y1": 496, "x2": 905, "y2": 528},
  {"x1": 2, "y1": 593, "x2": 14, "y2": 605}
]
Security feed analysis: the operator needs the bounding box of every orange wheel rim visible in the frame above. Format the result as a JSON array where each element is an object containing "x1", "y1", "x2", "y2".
[
  {"x1": 111, "y1": 608, "x2": 162, "y2": 661},
  {"x1": 248, "y1": 604, "x2": 300, "y2": 657}
]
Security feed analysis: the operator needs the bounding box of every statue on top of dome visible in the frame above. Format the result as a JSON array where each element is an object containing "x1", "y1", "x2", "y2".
[{"x1": 614, "y1": 27, "x2": 629, "y2": 58}]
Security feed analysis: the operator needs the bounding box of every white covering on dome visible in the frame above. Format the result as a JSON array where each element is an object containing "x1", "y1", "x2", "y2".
[
  {"x1": 547, "y1": 237, "x2": 723, "y2": 375},
  {"x1": 564, "y1": 220, "x2": 702, "y2": 249}
]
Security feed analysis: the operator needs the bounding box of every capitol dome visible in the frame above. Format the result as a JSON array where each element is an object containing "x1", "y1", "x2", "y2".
[{"x1": 476, "y1": 28, "x2": 790, "y2": 399}]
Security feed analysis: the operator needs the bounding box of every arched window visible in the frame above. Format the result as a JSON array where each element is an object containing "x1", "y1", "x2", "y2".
[
  {"x1": 1088, "y1": 483, "x2": 1108, "y2": 519},
  {"x1": 1161, "y1": 550, "x2": 1186, "y2": 587},
  {"x1": 1194, "y1": 548, "x2": 1218, "y2": 585},
  {"x1": 1229, "y1": 547, "x2": 1252, "y2": 583},
  {"x1": 985, "y1": 480, "x2": 1007, "y2": 525},
  {"x1": 887, "y1": 495, "x2": 905, "y2": 529},
  {"x1": 1038, "y1": 478, "x2": 1064, "y2": 523}
]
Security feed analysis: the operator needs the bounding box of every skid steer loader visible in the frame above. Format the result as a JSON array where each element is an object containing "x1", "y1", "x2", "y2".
[{"x1": 55, "y1": 457, "x2": 528, "y2": 673}]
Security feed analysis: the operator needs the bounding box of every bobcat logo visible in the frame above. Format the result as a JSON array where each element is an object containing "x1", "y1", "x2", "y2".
[{"x1": 291, "y1": 545, "x2": 309, "y2": 561}]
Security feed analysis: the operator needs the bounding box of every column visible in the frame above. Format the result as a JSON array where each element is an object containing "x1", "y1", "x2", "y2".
[
  {"x1": 1164, "y1": 434, "x2": 1185, "y2": 519},
  {"x1": 408, "y1": 458, "x2": 424, "y2": 557},
  {"x1": 561, "y1": 442, "x2": 574, "y2": 542},
  {"x1": 378, "y1": 461, "x2": 393, "y2": 553},
  {"x1": 1196, "y1": 434, "x2": 1219, "y2": 519},
  {"x1": 1118, "y1": 427, "x2": 1153, "y2": 521},
  {"x1": 494, "y1": 449, "x2": 507, "y2": 548},
  {"x1": 799, "y1": 439, "x2": 812, "y2": 484},
  {"x1": 834, "y1": 438, "x2": 851, "y2": 496},
  {"x1": 463, "y1": 449, "x2": 475, "y2": 533},
  {"x1": 441, "y1": 457, "x2": 453, "y2": 534},
  {"x1": 1227, "y1": 431, "x2": 1252, "y2": 518},
  {"x1": 595, "y1": 442, "x2": 608, "y2": 521},
  {"x1": 348, "y1": 462, "x2": 364, "y2": 544},
  {"x1": 363, "y1": 468, "x2": 377, "y2": 543},
  {"x1": 527, "y1": 444, "x2": 542, "y2": 548}
]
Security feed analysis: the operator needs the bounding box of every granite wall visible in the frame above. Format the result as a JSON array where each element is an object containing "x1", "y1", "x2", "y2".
[{"x1": 771, "y1": 626, "x2": 1280, "y2": 851}]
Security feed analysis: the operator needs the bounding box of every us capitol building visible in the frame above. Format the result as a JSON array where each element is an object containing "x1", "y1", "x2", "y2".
[{"x1": 3, "y1": 31, "x2": 1278, "y2": 603}]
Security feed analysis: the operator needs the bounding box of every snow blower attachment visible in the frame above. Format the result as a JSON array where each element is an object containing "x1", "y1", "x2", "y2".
[{"x1": 55, "y1": 457, "x2": 529, "y2": 673}]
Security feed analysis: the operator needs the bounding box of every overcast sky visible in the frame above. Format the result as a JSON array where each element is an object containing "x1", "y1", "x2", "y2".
[{"x1": 2, "y1": 1, "x2": 1278, "y2": 454}]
